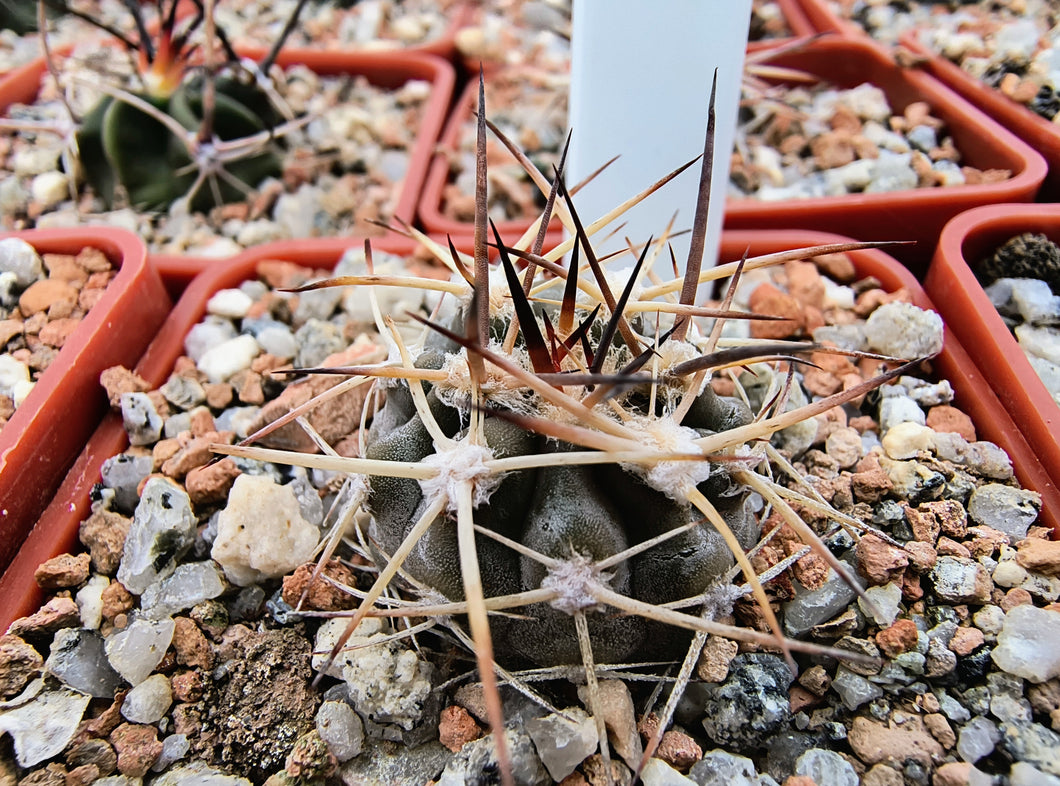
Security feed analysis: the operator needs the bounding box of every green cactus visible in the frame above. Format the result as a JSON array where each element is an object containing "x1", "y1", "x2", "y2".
[
  {"x1": 76, "y1": 71, "x2": 283, "y2": 211},
  {"x1": 51, "y1": 0, "x2": 305, "y2": 211}
]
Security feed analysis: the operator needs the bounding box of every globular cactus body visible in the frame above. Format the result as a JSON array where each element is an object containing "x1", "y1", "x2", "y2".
[
  {"x1": 77, "y1": 70, "x2": 282, "y2": 211},
  {"x1": 363, "y1": 337, "x2": 760, "y2": 667}
]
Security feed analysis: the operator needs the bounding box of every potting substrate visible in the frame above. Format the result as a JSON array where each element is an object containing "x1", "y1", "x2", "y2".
[{"x1": 2, "y1": 2, "x2": 1060, "y2": 786}]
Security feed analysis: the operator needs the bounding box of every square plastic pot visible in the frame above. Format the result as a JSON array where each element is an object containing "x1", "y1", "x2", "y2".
[
  {"x1": 748, "y1": 0, "x2": 819, "y2": 51},
  {"x1": 898, "y1": 30, "x2": 1060, "y2": 202},
  {"x1": 925, "y1": 204, "x2": 1060, "y2": 534},
  {"x1": 0, "y1": 46, "x2": 455, "y2": 242},
  {"x1": 0, "y1": 227, "x2": 171, "y2": 575},
  {"x1": 791, "y1": 0, "x2": 862, "y2": 36},
  {"x1": 722, "y1": 37, "x2": 1047, "y2": 275},
  {"x1": 417, "y1": 67, "x2": 566, "y2": 248},
  {"x1": 0, "y1": 236, "x2": 416, "y2": 632},
  {"x1": 238, "y1": 2, "x2": 476, "y2": 60}
]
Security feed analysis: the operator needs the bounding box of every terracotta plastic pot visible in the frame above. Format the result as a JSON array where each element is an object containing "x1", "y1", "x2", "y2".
[
  {"x1": 723, "y1": 37, "x2": 1047, "y2": 275},
  {"x1": 258, "y1": 1, "x2": 476, "y2": 60},
  {"x1": 925, "y1": 205, "x2": 1060, "y2": 534},
  {"x1": 898, "y1": 30, "x2": 1060, "y2": 201},
  {"x1": 0, "y1": 46, "x2": 455, "y2": 242},
  {"x1": 417, "y1": 67, "x2": 566, "y2": 247},
  {"x1": 0, "y1": 227, "x2": 171, "y2": 575},
  {"x1": 0, "y1": 236, "x2": 416, "y2": 632},
  {"x1": 791, "y1": 0, "x2": 863, "y2": 37},
  {"x1": 748, "y1": 0, "x2": 819, "y2": 50}
]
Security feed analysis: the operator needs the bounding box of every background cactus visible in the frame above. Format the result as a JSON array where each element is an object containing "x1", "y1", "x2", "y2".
[{"x1": 41, "y1": 0, "x2": 306, "y2": 211}]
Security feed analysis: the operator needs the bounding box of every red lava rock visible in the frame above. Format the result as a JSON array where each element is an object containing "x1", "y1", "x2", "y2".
[
  {"x1": 1000, "y1": 587, "x2": 1034, "y2": 612},
  {"x1": 33, "y1": 552, "x2": 90, "y2": 589},
  {"x1": 185, "y1": 458, "x2": 242, "y2": 508},
  {"x1": 814, "y1": 407, "x2": 848, "y2": 445},
  {"x1": 903, "y1": 541, "x2": 938, "y2": 573},
  {"x1": 656, "y1": 729, "x2": 702, "y2": 772},
  {"x1": 786, "y1": 260, "x2": 826, "y2": 309},
  {"x1": 78, "y1": 285, "x2": 107, "y2": 311},
  {"x1": 856, "y1": 532, "x2": 909, "y2": 585},
  {"x1": 933, "y1": 762, "x2": 975, "y2": 786},
  {"x1": 748, "y1": 283, "x2": 805, "y2": 339},
  {"x1": 38, "y1": 317, "x2": 81, "y2": 348},
  {"x1": 100, "y1": 581, "x2": 134, "y2": 624},
  {"x1": 281, "y1": 561, "x2": 358, "y2": 612},
  {"x1": 936, "y1": 537, "x2": 971, "y2": 558},
  {"x1": 924, "y1": 500, "x2": 967, "y2": 539},
  {"x1": 65, "y1": 764, "x2": 100, "y2": 786},
  {"x1": 965, "y1": 526, "x2": 1010, "y2": 559},
  {"x1": 811, "y1": 129, "x2": 857, "y2": 169},
  {"x1": 188, "y1": 407, "x2": 217, "y2": 437},
  {"x1": 99, "y1": 366, "x2": 153, "y2": 408},
  {"x1": 77, "y1": 693, "x2": 126, "y2": 741},
  {"x1": 924, "y1": 713, "x2": 956, "y2": 749},
  {"x1": 257, "y1": 260, "x2": 313, "y2": 290},
  {"x1": 109, "y1": 723, "x2": 163, "y2": 777},
  {"x1": 850, "y1": 453, "x2": 893, "y2": 502},
  {"x1": 231, "y1": 369, "x2": 266, "y2": 406},
  {"x1": 792, "y1": 550, "x2": 830, "y2": 592},
  {"x1": 948, "y1": 626, "x2": 985, "y2": 656},
  {"x1": 803, "y1": 366, "x2": 843, "y2": 397},
  {"x1": 0, "y1": 635, "x2": 43, "y2": 699},
  {"x1": 876, "y1": 619, "x2": 919, "y2": 658},
  {"x1": 75, "y1": 246, "x2": 112, "y2": 273},
  {"x1": 7, "y1": 596, "x2": 80, "y2": 637},
  {"x1": 848, "y1": 715, "x2": 943, "y2": 769},
  {"x1": 848, "y1": 415, "x2": 878, "y2": 434},
  {"x1": 0, "y1": 318, "x2": 22, "y2": 346},
  {"x1": 171, "y1": 670, "x2": 206, "y2": 703},
  {"x1": 789, "y1": 685, "x2": 822, "y2": 714},
  {"x1": 19, "y1": 278, "x2": 78, "y2": 316},
  {"x1": 43, "y1": 253, "x2": 89, "y2": 286},
  {"x1": 439, "y1": 704, "x2": 483, "y2": 753},
  {"x1": 899, "y1": 570, "x2": 923, "y2": 602},
  {"x1": 204, "y1": 382, "x2": 234, "y2": 409},
  {"x1": 696, "y1": 635, "x2": 739, "y2": 683},
  {"x1": 1016, "y1": 537, "x2": 1060, "y2": 576},
  {"x1": 813, "y1": 252, "x2": 857, "y2": 283},
  {"x1": 250, "y1": 353, "x2": 290, "y2": 376},
  {"x1": 172, "y1": 617, "x2": 214, "y2": 671},
  {"x1": 903, "y1": 506, "x2": 938, "y2": 546},
  {"x1": 78, "y1": 508, "x2": 131, "y2": 575},
  {"x1": 926, "y1": 405, "x2": 977, "y2": 442},
  {"x1": 152, "y1": 439, "x2": 181, "y2": 470},
  {"x1": 783, "y1": 777, "x2": 818, "y2": 786},
  {"x1": 248, "y1": 342, "x2": 382, "y2": 452},
  {"x1": 161, "y1": 432, "x2": 234, "y2": 479}
]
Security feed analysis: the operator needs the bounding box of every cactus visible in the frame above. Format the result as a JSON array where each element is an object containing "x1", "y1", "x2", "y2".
[
  {"x1": 37, "y1": 0, "x2": 308, "y2": 211},
  {"x1": 214, "y1": 75, "x2": 928, "y2": 784}
]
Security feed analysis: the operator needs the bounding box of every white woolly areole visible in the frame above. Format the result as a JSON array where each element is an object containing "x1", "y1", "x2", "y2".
[
  {"x1": 619, "y1": 416, "x2": 714, "y2": 503},
  {"x1": 433, "y1": 343, "x2": 539, "y2": 415},
  {"x1": 654, "y1": 339, "x2": 709, "y2": 407},
  {"x1": 418, "y1": 441, "x2": 500, "y2": 512},
  {"x1": 543, "y1": 554, "x2": 609, "y2": 615}
]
